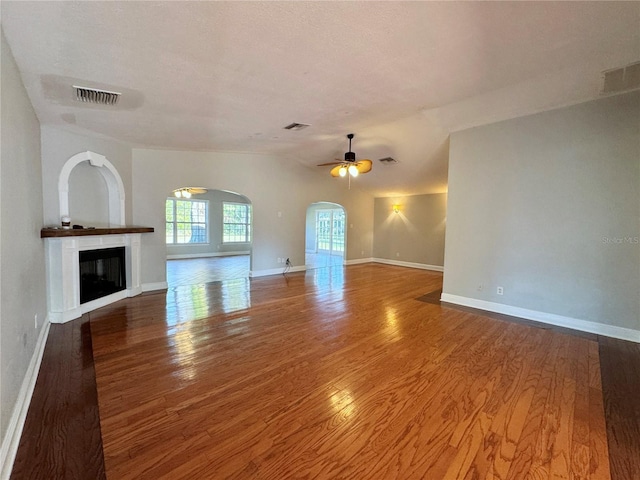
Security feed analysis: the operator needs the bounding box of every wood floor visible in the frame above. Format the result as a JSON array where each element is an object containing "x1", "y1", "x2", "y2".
[
  {"x1": 166, "y1": 256, "x2": 250, "y2": 286},
  {"x1": 11, "y1": 264, "x2": 640, "y2": 479}
]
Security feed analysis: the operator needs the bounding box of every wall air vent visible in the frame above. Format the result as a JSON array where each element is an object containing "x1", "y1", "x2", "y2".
[
  {"x1": 378, "y1": 157, "x2": 397, "y2": 164},
  {"x1": 283, "y1": 122, "x2": 311, "y2": 131},
  {"x1": 73, "y1": 85, "x2": 121, "y2": 106},
  {"x1": 602, "y1": 61, "x2": 640, "y2": 94}
]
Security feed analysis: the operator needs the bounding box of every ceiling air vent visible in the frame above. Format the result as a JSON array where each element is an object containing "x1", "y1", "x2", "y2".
[
  {"x1": 378, "y1": 157, "x2": 397, "y2": 164},
  {"x1": 283, "y1": 122, "x2": 311, "y2": 131},
  {"x1": 73, "y1": 85, "x2": 121, "y2": 106},
  {"x1": 602, "y1": 61, "x2": 640, "y2": 94}
]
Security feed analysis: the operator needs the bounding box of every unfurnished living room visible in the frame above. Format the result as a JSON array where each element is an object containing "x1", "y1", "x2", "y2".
[{"x1": 1, "y1": 2, "x2": 639, "y2": 479}]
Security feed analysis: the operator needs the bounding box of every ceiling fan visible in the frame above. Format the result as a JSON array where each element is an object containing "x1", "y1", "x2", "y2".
[
  {"x1": 173, "y1": 187, "x2": 207, "y2": 198},
  {"x1": 317, "y1": 134, "x2": 373, "y2": 178}
]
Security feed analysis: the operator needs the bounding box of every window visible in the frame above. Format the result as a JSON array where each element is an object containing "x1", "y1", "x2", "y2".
[
  {"x1": 223, "y1": 202, "x2": 251, "y2": 243},
  {"x1": 166, "y1": 198, "x2": 208, "y2": 244}
]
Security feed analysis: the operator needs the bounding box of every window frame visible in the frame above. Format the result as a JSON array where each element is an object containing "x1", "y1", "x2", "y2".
[
  {"x1": 165, "y1": 197, "x2": 209, "y2": 245},
  {"x1": 222, "y1": 202, "x2": 251, "y2": 244}
]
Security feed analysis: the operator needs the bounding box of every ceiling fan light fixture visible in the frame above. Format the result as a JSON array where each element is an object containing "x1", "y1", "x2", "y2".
[
  {"x1": 317, "y1": 134, "x2": 372, "y2": 181},
  {"x1": 174, "y1": 190, "x2": 182, "y2": 198}
]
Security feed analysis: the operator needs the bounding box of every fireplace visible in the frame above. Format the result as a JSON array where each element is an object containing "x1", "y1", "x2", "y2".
[
  {"x1": 79, "y1": 247, "x2": 126, "y2": 304},
  {"x1": 42, "y1": 229, "x2": 152, "y2": 323}
]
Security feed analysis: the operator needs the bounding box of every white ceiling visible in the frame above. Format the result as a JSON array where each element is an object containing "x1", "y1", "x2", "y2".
[{"x1": 2, "y1": 1, "x2": 639, "y2": 197}]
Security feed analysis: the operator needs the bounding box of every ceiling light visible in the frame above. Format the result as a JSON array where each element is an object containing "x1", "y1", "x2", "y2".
[
  {"x1": 317, "y1": 134, "x2": 373, "y2": 180},
  {"x1": 173, "y1": 187, "x2": 207, "y2": 199}
]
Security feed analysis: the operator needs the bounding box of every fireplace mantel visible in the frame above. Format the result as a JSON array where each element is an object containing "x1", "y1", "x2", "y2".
[
  {"x1": 41, "y1": 226, "x2": 154, "y2": 237},
  {"x1": 43, "y1": 228, "x2": 153, "y2": 323}
]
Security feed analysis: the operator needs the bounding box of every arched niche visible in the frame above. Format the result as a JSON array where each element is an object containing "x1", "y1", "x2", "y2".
[{"x1": 58, "y1": 151, "x2": 125, "y2": 226}]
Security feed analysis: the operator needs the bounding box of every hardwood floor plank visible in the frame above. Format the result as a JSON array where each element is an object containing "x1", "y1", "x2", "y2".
[
  {"x1": 14, "y1": 263, "x2": 638, "y2": 479},
  {"x1": 10, "y1": 315, "x2": 106, "y2": 480},
  {"x1": 598, "y1": 336, "x2": 640, "y2": 480},
  {"x1": 90, "y1": 265, "x2": 613, "y2": 479}
]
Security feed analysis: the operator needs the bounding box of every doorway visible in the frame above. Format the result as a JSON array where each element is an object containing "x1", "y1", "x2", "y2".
[
  {"x1": 165, "y1": 188, "x2": 252, "y2": 287},
  {"x1": 305, "y1": 202, "x2": 346, "y2": 269}
]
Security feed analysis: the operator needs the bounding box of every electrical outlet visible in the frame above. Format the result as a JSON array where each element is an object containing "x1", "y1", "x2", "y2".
[
  {"x1": 286, "y1": 258, "x2": 291, "y2": 266},
  {"x1": 277, "y1": 257, "x2": 281, "y2": 264},
  {"x1": 477, "y1": 284, "x2": 483, "y2": 292},
  {"x1": 497, "y1": 286, "x2": 504, "y2": 295},
  {"x1": 396, "y1": 252, "x2": 400, "y2": 257}
]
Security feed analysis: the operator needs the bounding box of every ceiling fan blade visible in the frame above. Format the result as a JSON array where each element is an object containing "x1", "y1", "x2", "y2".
[
  {"x1": 330, "y1": 165, "x2": 344, "y2": 177},
  {"x1": 187, "y1": 187, "x2": 208, "y2": 194},
  {"x1": 355, "y1": 159, "x2": 373, "y2": 174},
  {"x1": 317, "y1": 161, "x2": 343, "y2": 167}
]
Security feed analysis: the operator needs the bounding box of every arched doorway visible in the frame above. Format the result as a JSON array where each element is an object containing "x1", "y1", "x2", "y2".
[
  {"x1": 165, "y1": 188, "x2": 252, "y2": 287},
  {"x1": 305, "y1": 202, "x2": 346, "y2": 270}
]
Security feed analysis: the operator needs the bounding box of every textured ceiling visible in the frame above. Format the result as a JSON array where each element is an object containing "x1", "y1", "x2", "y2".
[{"x1": 2, "y1": 1, "x2": 639, "y2": 196}]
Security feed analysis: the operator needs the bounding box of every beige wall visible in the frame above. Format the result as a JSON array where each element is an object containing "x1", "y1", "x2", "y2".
[
  {"x1": 0, "y1": 30, "x2": 47, "y2": 445},
  {"x1": 132, "y1": 149, "x2": 375, "y2": 283},
  {"x1": 373, "y1": 194, "x2": 447, "y2": 267},
  {"x1": 444, "y1": 91, "x2": 640, "y2": 334}
]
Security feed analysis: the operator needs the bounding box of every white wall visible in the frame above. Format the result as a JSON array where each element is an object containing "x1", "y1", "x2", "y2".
[
  {"x1": 40, "y1": 126, "x2": 133, "y2": 227},
  {"x1": 373, "y1": 193, "x2": 447, "y2": 267},
  {"x1": 443, "y1": 91, "x2": 640, "y2": 338},
  {"x1": 132, "y1": 149, "x2": 374, "y2": 283},
  {"x1": 0, "y1": 29, "x2": 47, "y2": 453}
]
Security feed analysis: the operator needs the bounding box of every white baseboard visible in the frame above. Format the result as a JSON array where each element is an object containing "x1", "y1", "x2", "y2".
[
  {"x1": 440, "y1": 293, "x2": 640, "y2": 343},
  {"x1": 373, "y1": 258, "x2": 444, "y2": 272},
  {"x1": 0, "y1": 318, "x2": 51, "y2": 480},
  {"x1": 142, "y1": 281, "x2": 168, "y2": 292},
  {"x1": 344, "y1": 257, "x2": 374, "y2": 266},
  {"x1": 167, "y1": 251, "x2": 250, "y2": 260},
  {"x1": 250, "y1": 265, "x2": 306, "y2": 278},
  {"x1": 128, "y1": 286, "x2": 143, "y2": 297}
]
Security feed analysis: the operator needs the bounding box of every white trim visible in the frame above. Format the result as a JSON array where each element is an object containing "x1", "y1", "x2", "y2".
[
  {"x1": 344, "y1": 257, "x2": 374, "y2": 266},
  {"x1": 58, "y1": 151, "x2": 125, "y2": 226},
  {"x1": 142, "y1": 281, "x2": 168, "y2": 292},
  {"x1": 0, "y1": 319, "x2": 51, "y2": 480},
  {"x1": 372, "y1": 258, "x2": 444, "y2": 272},
  {"x1": 166, "y1": 251, "x2": 250, "y2": 260},
  {"x1": 440, "y1": 293, "x2": 640, "y2": 343},
  {"x1": 250, "y1": 265, "x2": 306, "y2": 278}
]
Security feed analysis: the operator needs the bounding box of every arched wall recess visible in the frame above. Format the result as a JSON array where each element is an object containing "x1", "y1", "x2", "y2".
[{"x1": 58, "y1": 151, "x2": 125, "y2": 226}]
